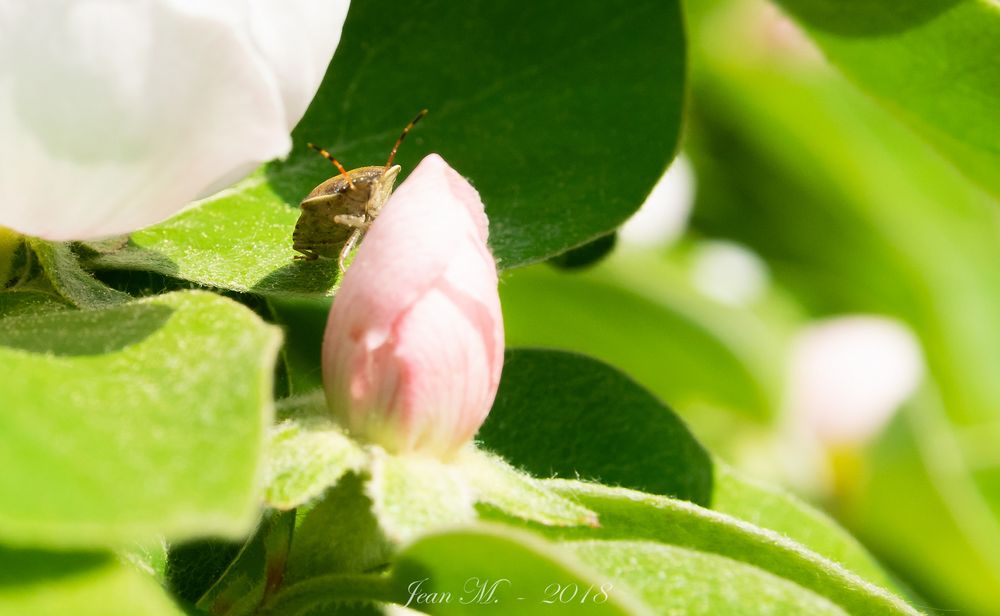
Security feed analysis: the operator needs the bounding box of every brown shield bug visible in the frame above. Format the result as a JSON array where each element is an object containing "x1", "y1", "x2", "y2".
[{"x1": 292, "y1": 109, "x2": 428, "y2": 272}]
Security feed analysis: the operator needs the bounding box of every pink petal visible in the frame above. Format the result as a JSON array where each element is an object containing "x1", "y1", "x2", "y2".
[{"x1": 322, "y1": 154, "x2": 504, "y2": 457}]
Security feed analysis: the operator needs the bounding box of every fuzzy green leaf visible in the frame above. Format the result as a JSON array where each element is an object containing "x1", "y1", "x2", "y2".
[
  {"x1": 0, "y1": 547, "x2": 183, "y2": 616},
  {"x1": 460, "y1": 449, "x2": 598, "y2": 528},
  {"x1": 367, "y1": 450, "x2": 476, "y2": 545},
  {"x1": 265, "y1": 416, "x2": 365, "y2": 510},
  {"x1": 284, "y1": 473, "x2": 393, "y2": 582},
  {"x1": 566, "y1": 540, "x2": 847, "y2": 615},
  {"x1": 711, "y1": 465, "x2": 898, "y2": 592},
  {"x1": 389, "y1": 525, "x2": 653, "y2": 615},
  {"x1": 478, "y1": 349, "x2": 713, "y2": 504},
  {"x1": 0, "y1": 228, "x2": 21, "y2": 287},
  {"x1": 30, "y1": 240, "x2": 129, "y2": 308},
  {"x1": 0, "y1": 290, "x2": 70, "y2": 320},
  {"x1": 267, "y1": 298, "x2": 332, "y2": 395},
  {"x1": 0, "y1": 290, "x2": 281, "y2": 548},
  {"x1": 531, "y1": 481, "x2": 919, "y2": 615}
]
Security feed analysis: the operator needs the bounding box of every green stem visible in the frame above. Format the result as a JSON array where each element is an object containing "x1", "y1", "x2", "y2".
[{"x1": 257, "y1": 573, "x2": 396, "y2": 616}]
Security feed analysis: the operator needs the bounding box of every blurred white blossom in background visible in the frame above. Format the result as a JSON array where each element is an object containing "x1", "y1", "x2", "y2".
[
  {"x1": 0, "y1": 0, "x2": 349, "y2": 240},
  {"x1": 619, "y1": 154, "x2": 695, "y2": 248},
  {"x1": 690, "y1": 240, "x2": 770, "y2": 307},
  {"x1": 785, "y1": 315, "x2": 925, "y2": 446}
]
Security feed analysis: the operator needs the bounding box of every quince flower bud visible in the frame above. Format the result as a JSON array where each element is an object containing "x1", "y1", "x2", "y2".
[{"x1": 322, "y1": 154, "x2": 504, "y2": 458}]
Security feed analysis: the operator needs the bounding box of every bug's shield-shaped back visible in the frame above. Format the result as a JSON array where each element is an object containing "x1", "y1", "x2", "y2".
[{"x1": 292, "y1": 165, "x2": 401, "y2": 260}]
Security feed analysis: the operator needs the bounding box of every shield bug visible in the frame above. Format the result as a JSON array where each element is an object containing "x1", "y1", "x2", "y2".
[{"x1": 292, "y1": 109, "x2": 428, "y2": 272}]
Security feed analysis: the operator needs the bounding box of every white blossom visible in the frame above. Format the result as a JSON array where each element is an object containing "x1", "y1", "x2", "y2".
[
  {"x1": 786, "y1": 315, "x2": 924, "y2": 445},
  {"x1": 0, "y1": 0, "x2": 350, "y2": 239}
]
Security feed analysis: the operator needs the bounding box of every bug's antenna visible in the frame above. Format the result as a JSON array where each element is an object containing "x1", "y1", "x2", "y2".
[
  {"x1": 307, "y1": 143, "x2": 355, "y2": 189},
  {"x1": 385, "y1": 109, "x2": 428, "y2": 169}
]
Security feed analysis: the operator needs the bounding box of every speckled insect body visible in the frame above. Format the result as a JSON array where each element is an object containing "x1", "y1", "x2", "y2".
[
  {"x1": 292, "y1": 110, "x2": 426, "y2": 271},
  {"x1": 292, "y1": 165, "x2": 400, "y2": 262}
]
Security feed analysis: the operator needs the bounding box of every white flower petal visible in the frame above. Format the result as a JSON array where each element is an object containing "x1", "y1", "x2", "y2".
[
  {"x1": 0, "y1": 0, "x2": 349, "y2": 240},
  {"x1": 248, "y1": 0, "x2": 351, "y2": 129}
]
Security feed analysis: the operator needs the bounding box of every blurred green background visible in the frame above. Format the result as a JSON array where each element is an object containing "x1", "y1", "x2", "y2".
[{"x1": 501, "y1": 1, "x2": 1000, "y2": 613}]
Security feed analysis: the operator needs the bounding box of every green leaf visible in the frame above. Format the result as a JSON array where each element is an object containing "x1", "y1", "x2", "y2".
[
  {"x1": 0, "y1": 227, "x2": 22, "y2": 287},
  {"x1": 500, "y1": 260, "x2": 784, "y2": 423},
  {"x1": 459, "y1": 449, "x2": 599, "y2": 528},
  {"x1": 195, "y1": 511, "x2": 296, "y2": 616},
  {"x1": 389, "y1": 525, "x2": 654, "y2": 615},
  {"x1": 772, "y1": 0, "x2": 1000, "y2": 199},
  {"x1": 531, "y1": 481, "x2": 919, "y2": 616},
  {"x1": 165, "y1": 538, "x2": 242, "y2": 606},
  {"x1": 548, "y1": 234, "x2": 618, "y2": 270},
  {"x1": 265, "y1": 415, "x2": 366, "y2": 510},
  {"x1": 566, "y1": 540, "x2": 847, "y2": 615},
  {"x1": 711, "y1": 465, "x2": 897, "y2": 592},
  {"x1": 284, "y1": 473, "x2": 393, "y2": 581},
  {"x1": 483, "y1": 346, "x2": 894, "y2": 600},
  {"x1": 478, "y1": 349, "x2": 713, "y2": 504},
  {"x1": 686, "y1": 10, "x2": 1000, "y2": 609},
  {"x1": 122, "y1": 540, "x2": 169, "y2": 585},
  {"x1": 0, "y1": 547, "x2": 183, "y2": 616},
  {"x1": 0, "y1": 290, "x2": 282, "y2": 548},
  {"x1": 30, "y1": 240, "x2": 129, "y2": 308},
  {"x1": 0, "y1": 290, "x2": 69, "y2": 320},
  {"x1": 847, "y1": 396, "x2": 1000, "y2": 613},
  {"x1": 366, "y1": 450, "x2": 476, "y2": 545},
  {"x1": 266, "y1": 297, "x2": 331, "y2": 395},
  {"x1": 87, "y1": 0, "x2": 685, "y2": 295},
  {"x1": 86, "y1": 186, "x2": 345, "y2": 298}
]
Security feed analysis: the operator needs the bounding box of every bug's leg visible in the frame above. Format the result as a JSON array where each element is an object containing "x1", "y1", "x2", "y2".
[
  {"x1": 338, "y1": 229, "x2": 364, "y2": 273},
  {"x1": 293, "y1": 248, "x2": 318, "y2": 261},
  {"x1": 333, "y1": 214, "x2": 369, "y2": 229}
]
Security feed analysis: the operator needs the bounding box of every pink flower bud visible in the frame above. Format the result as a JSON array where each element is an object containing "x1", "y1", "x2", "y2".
[{"x1": 321, "y1": 154, "x2": 504, "y2": 457}]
